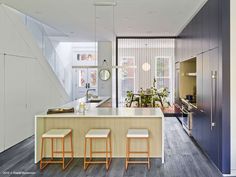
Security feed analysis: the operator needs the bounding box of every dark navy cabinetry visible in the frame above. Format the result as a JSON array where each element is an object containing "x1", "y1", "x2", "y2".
[
  {"x1": 175, "y1": 0, "x2": 219, "y2": 61},
  {"x1": 175, "y1": 0, "x2": 230, "y2": 173}
]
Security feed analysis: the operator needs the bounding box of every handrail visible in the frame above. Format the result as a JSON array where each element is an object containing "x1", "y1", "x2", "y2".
[{"x1": 20, "y1": 13, "x2": 69, "y2": 95}]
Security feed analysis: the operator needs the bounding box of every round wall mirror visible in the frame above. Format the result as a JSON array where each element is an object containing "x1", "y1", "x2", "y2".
[{"x1": 99, "y1": 69, "x2": 111, "y2": 81}]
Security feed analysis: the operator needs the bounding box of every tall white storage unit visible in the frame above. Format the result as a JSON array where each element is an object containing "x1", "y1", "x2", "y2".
[
  {"x1": 0, "y1": 4, "x2": 69, "y2": 152},
  {"x1": 5, "y1": 56, "x2": 28, "y2": 149}
]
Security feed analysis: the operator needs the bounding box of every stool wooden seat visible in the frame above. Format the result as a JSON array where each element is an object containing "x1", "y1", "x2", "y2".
[
  {"x1": 84, "y1": 129, "x2": 112, "y2": 170},
  {"x1": 40, "y1": 129, "x2": 73, "y2": 170},
  {"x1": 126, "y1": 129, "x2": 150, "y2": 170}
]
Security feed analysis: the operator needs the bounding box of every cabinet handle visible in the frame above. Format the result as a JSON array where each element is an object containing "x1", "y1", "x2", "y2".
[
  {"x1": 180, "y1": 108, "x2": 189, "y2": 114},
  {"x1": 211, "y1": 71, "x2": 217, "y2": 130}
]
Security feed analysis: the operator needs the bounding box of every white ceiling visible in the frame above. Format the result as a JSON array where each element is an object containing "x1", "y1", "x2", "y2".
[{"x1": 1, "y1": 0, "x2": 207, "y2": 42}]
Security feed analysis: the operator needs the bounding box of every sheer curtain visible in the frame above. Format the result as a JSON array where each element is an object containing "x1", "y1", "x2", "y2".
[{"x1": 117, "y1": 38, "x2": 175, "y2": 106}]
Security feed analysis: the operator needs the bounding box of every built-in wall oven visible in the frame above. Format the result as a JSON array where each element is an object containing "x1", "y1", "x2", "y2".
[{"x1": 180, "y1": 98, "x2": 194, "y2": 136}]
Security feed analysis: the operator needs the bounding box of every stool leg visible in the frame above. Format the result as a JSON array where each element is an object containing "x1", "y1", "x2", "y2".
[
  {"x1": 90, "y1": 138, "x2": 92, "y2": 161},
  {"x1": 109, "y1": 134, "x2": 112, "y2": 161},
  {"x1": 70, "y1": 132, "x2": 74, "y2": 159},
  {"x1": 125, "y1": 138, "x2": 129, "y2": 170},
  {"x1": 106, "y1": 137, "x2": 108, "y2": 170},
  {"x1": 84, "y1": 138, "x2": 87, "y2": 170},
  {"x1": 40, "y1": 138, "x2": 44, "y2": 170},
  {"x1": 62, "y1": 137, "x2": 65, "y2": 170},
  {"x1": 125, "y1": 138, "x2": 128, "y2": 170},
  {"x1": 147, "y1": 137, "x2": 150, "y2": 170},
  {"x1": 51, "y1": 138, "x2": 54, "y2": 160},
  {"x1": 128, "y1": 138, "x2": 130, "y2": 161}
]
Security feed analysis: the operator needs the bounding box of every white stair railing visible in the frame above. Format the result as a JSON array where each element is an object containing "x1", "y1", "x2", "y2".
[
  {"x1": 10, "y1": 7, "x2": 70, "y2": 95},
  {"x1": 25, "y1": 16, "x2": 69, "y2": 93}
]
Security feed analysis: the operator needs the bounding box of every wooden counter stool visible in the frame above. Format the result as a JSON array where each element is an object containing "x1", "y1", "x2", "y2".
[
  {"x1": 125, "y1": 129, "x2": 150, "y2": 170},
  {"x1": 40, "y1": 129, "x2": 73, "y2": 170},
  {"x1": 84, "y1": 129, "x2": 112, "y2": 170}
]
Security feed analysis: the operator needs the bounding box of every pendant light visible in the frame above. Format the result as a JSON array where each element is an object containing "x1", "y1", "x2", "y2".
[
  {"x1": 72, "y1": 1, "x2": 136, "y2": 69},
  {"x1": 142, "y1": 44, "x2": 150, "y2": 71}
]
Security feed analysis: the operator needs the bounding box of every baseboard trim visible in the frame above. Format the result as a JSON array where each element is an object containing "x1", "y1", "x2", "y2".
[{"x1": 223, "y1": 169, "x2": 236, "y2": 176}]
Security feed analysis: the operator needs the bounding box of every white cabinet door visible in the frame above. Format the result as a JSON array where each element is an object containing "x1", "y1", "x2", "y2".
[
  {"x1": 26, "y1": 59, "x2": 38, "y2": 135},
  {"x1": 4, "y1": 55, "x2": 28, "y2": 149},
  {"x1": 0, "y1": 54, "x2": 4, "y2": 152}
]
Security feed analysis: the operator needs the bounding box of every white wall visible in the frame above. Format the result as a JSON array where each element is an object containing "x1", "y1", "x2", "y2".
[
  {"x1": 0, "y1": 4, "x2": 69, "y2": 152},
  {"x1": 0, "y1": 54, "x2": 4, "y2": 152},
  {"x1": 98, "y1": 41, "x2": 112, "y2": 97},
  {"x1": 231, "y1": 0, "x2": 236, "y2": 174}
]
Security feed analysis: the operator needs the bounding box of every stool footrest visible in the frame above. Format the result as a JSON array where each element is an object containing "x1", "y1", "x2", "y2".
[
  {"x1": 41, "y1": 160, "x2": 63, "y2": 164},
  {"x1": 53, "y1": 151, "x2": 73, "y2": 154},
  {"x1": 129, "y1": 151, "x2": 148, "y2": 154},
  {"x1": 92, "y1": 151, "x2": 112, "y2": 154}
]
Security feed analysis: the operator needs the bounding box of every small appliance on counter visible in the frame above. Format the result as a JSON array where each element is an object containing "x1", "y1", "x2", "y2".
[
  {"x1": 47, "y1": 107, "x2": 74, "y2": 114},
  {"x1": 185, "y1": 94, "x2": 196, "y2": 104}
]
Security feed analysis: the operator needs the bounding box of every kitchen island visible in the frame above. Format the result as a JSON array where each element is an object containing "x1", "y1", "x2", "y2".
[{"x1": 35, "y1": 97, "x2": 164, "y2": 164}]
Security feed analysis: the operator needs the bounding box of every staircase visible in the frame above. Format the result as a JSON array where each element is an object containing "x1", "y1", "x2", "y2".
[{"x1": 10, "y1": 7, "x2": 70, "y2": 96}]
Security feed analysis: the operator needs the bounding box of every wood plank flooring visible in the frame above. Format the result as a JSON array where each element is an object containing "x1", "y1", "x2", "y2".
[{"x1": 0, "y1": 117, "x2": 222, "y2": 177}]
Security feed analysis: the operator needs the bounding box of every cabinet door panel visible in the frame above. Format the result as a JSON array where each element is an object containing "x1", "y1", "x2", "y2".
[
  {"x1": 201, "y1": 49, "x2": 220, "y2": 167},
  {"x1": 202, "y1": 2, "x2": 210, "y2": 52},
  {"x1": 196, "y1": 55, "x2": 203, "y2": 108},
  {"x1": 195, "y1": 12, "x2": 203, "y2": 55},
  {"x1": 5, "y1": 55, "x2": 28, "y2": 149},
  {"x1": 0, "y1": 54, "x2": 4, "y2": 152},
  {"x1": 209, "y1": 0, "x2": 219, "y2": 49},
  {"x1": 192, "y1": 54, "x2": 204, "y2": 147},
  {"x1": 202, "y1": 51, "x2": 211, "y2": 152},
  {"x1": 191, "y1": 17, "x2": 197, "y2": 56},
  {"x1": 26, "y1": 59, "x2": 39, "y2": 135},
  {"x1": 208, "y1": 48, "x2": 220, "y2": 166},
  {"x1": 192, "y1": 109, "x2": 204, "y2": 144}
]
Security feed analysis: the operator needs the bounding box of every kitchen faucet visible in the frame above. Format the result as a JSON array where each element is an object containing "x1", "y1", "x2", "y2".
[{"x1": 86, "y1": 88, "x2": 96, "y2": 102}]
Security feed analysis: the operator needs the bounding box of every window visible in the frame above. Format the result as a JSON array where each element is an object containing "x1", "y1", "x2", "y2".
[
  {"x1": 155, "y1": 57, "x2": 173, "y2": 102},
  {"x1": 76, "y1": 53, "x2": 96, "y2": 61},
  {"x1": 117, "y1": 38, "x2": 175, "y2": 106},
  {"x1": 72, "y1": 43, "x2": 98, "y2": 100}
]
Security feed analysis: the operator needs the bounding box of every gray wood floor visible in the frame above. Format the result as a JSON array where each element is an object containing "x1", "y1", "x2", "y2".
[{"x1": 0, "y1": 117, "x2": 222, "y2": 177}]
